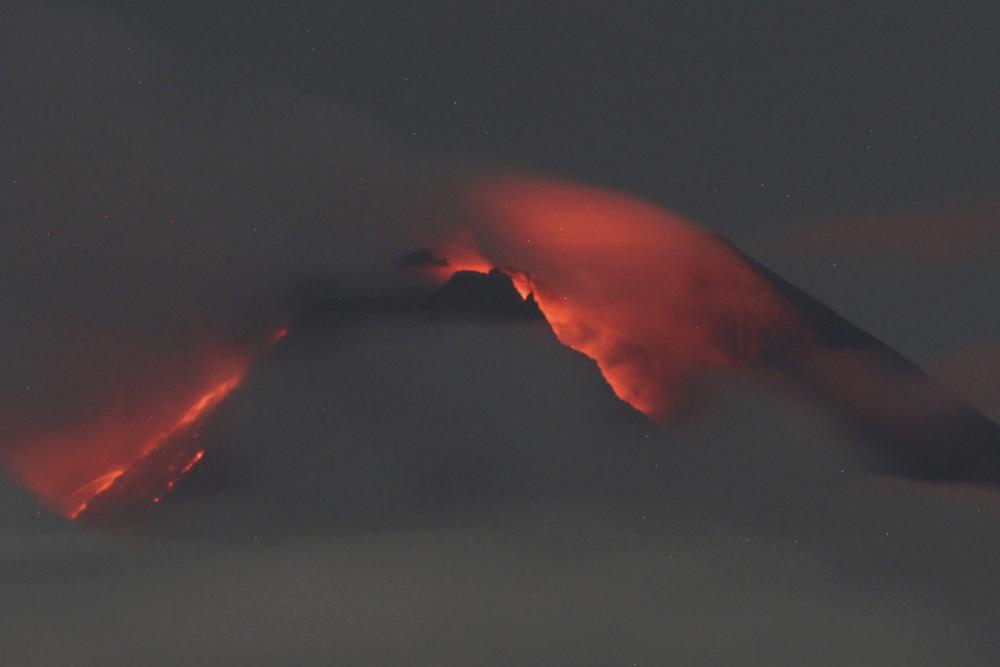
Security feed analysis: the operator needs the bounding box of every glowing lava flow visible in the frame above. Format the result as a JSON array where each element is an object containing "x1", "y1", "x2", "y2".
[
  {"x1": 142, "y1": 373, "x2": 243, "y2": 456},
  {"x1": 150, "y1": 449, "x2": 205, "y2": 506},
  {"x1": 64, "y1": 372, "x2": 243, "y2": 520},
  {"x1": 439, "y1": 175, "x2": 804, "y2": 422},
  {"x1": 65, "y1": 468, "x2": 127, "y2": 519},
  {"x1": 7, "y1": 326, "x2": 289, "y2": 520}
]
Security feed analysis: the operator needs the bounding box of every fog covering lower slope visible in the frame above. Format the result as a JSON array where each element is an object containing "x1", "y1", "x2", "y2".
[{"x1": 2, "y1": 277, "x2": 1000, "y2": 665}]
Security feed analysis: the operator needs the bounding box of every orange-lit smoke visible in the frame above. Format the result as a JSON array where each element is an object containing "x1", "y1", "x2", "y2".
[{"x1": 442, "y1": 175, "x2": 803, "y2": 422}]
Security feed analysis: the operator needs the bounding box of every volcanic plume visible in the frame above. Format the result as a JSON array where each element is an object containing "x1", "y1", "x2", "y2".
[
  {"x1": 423, "y1": 174, "x2": 1000, "y2": 484},
  {"x1": 445, "y1": 175, "x2": 806, "y2": 421}
]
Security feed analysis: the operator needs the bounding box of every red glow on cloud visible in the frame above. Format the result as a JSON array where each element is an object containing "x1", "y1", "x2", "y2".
[
  {"x1": 421, "y1": 230, "x2": 494, "y2": 282},
  {"x1": 443, "y1": 175, "x2": 802, "y2": 422}
]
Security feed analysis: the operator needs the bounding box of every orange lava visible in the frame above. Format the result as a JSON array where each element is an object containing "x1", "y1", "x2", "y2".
[
  {"x1": 161, "y1": 374, "x2": 243, "y2": 447},
  {"x1": 446, "y1": 175, "x2": 802, "y2": 422},
  {"x1": 178, "y1": 449, "x2": 205, "y2": 476},
  {"x1": 25, "y1": 367, "x2": 247, "y2": 519}
]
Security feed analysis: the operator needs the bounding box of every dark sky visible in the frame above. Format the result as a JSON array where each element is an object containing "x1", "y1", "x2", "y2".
[
  {"x1": 17, "y1": 0, "x2": 999, "y2": 367},
  {"x1": 2, "y1": 1, "x2": 1000, "y2": 664},
  {"x1": 82, "y1": 1, "x2": 999, "y2": 216}
]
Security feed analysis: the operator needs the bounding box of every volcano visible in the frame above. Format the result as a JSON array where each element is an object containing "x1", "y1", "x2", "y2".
[
  {"x1": 118, "y1": 262, "x2": 1000, "y2": 530},
  {"x1": 5, "y1": 175, "x2": 999, "y2": 524}
]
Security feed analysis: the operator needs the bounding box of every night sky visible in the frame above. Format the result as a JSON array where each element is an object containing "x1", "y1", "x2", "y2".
[{"x1": 2, "y1": 2, "x2": 1000, "y2": 665}]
